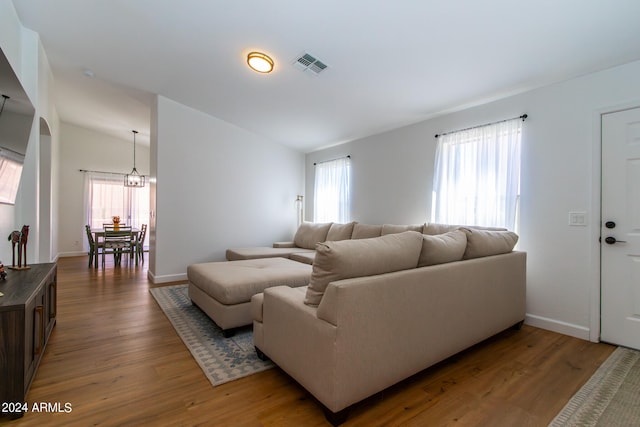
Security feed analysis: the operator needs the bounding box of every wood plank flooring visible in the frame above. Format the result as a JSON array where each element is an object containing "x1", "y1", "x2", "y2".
[{"x1": 5, "y1": 255, "x2": 614, "y2": 426}]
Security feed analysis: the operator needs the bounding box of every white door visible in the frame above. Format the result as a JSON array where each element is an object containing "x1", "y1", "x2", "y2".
[{"x1": 601, "y1": 107, "x2": 640, "y2": 350}]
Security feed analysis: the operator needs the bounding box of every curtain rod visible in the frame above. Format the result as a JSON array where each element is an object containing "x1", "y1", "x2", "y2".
[
  {"x1": 313, "y1": 155, "x2": 350, "y2": 166},
  {"x1": 79, "y1": 169, "x2": 126, "y2": 176},
  {"x1": 434, "y1": 114, "x2": 528, "y2": 138}
]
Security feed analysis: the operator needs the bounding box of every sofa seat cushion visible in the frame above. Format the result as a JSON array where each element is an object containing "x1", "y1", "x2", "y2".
[
  {"x1": 226, "y1": 246, "x2": 314, "y2": 261},
  {"x1": 461, "y1": 228, "x2": 519, "y2": 259},
  {"x1": 188, "y1": 258, "x2": 312, "y2": 305},
  {"x1": 294, "y1": 222, "x2": 333, "y2": 249},
  {"x1": 418, "y1": 230, "x2": 467, "y2": 267},
  {"x1": 304, "y1": 231, "x2": 424, "y2": 306}
]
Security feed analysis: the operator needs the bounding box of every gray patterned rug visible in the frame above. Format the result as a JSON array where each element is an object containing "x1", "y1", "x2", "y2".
[
  {"x1": 549, "y1": 346, "x2": 640, "y2": 426},
  {"x1": 149, "y1": 284, "x2": 273, "y2": 386}
]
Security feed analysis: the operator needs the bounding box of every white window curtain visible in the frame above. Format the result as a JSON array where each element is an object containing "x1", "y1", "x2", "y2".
[
  {"x1": 314, "y1": 157, "x2": 351, "y2": 223},
  {"x1": 431, "y1": 118, "x2": 522, "y2": 230},
  {"x1": 0, "y1": 148, "x2": 24, "y2": 205},
  {"x1": 83, "y1": 172, "x2": 150, "y2": 250}
]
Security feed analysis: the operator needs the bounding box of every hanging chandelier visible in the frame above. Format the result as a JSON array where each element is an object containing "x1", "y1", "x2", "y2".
[{"x1": 124, "y1": 130, "x2": 145, "y2": 187}]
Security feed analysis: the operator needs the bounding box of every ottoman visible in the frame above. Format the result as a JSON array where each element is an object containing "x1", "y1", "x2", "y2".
[{"x1": 187, "y1": 257, "x2": 312, "y2": 336}]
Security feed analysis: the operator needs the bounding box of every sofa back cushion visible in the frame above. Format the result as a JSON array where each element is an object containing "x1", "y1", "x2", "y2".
[
  {"x1": 326, "y1": 222, "x2": 356, "y2": 241},
  {"x1": 461, "y1": 228, "x2": 519, "y2": 259},
  {"x1": 351, "y1": 223, "x2": 383, "y2": 239},
  {"x1": 418, "y1": 230, "x2": 467, "y2": 267},
  {"x1": 423, "y1": 223, "x2": 508, "y2": 235},
  {"x1": 293, "y1": 222, "x2": 333, "y2": 249},
  {"x1": 304, "y1": 231, "x2": 423, "y2": 306},
  {"x1": 423, "y1": 223, "x2": 459, "y2": 235},
  {"x1": 381, "y1": 223, "x2": 425, "y2": 235}
]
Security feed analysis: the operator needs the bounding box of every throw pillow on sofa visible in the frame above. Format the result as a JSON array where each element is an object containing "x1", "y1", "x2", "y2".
[
  {"x1": 304, "y1": 231, "x2": 424, "y2": 306},
  {"x1": 461, "y1": 228, "x2": 519, "y2": 259},
  {"x1": 294, "y1": 222, "x2": 333, "y2": 249},
  {"x1": 418, "y1": 230, "x2": 467, "y2": 267}
]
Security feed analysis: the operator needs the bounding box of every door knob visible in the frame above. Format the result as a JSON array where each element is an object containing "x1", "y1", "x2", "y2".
[{"x1": 605, "y1": 236, "x2": 627, "y2": 244}]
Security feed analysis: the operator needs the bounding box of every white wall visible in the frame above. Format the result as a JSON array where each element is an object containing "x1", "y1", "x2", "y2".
[
  {"x1": 0, "y1": 0, "x2": 59, "y2": 265},
  {"x1": 56, "y1": 122, "x2": 150, "y2": 257},
  {"x1": 150, "y1": 96, "x2": 304, "y2": 283},
  {"x1": 307, "y1": 59, "x2": 640, "y2": 341}
]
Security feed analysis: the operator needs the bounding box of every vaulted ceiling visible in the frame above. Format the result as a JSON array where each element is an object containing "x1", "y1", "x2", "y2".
[{"x1": 12, "y1": 0, "x2": 640, "y2": 152}]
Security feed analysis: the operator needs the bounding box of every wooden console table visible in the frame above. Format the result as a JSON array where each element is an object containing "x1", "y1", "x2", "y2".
[{"x1": 0, "y1": 263, "x2": 57, "y2": 419}]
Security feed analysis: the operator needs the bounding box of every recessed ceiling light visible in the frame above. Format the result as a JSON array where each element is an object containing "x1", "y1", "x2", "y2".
[
  {"x1": 83, "y1": 68, "x2": 95, "y2": 78},
  {"x1": 247, "y1": 52, "x2": 274, "y2": 73}
]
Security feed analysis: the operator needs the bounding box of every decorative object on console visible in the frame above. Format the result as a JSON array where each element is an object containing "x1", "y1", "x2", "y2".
[
  {"x1": 0, "y1": 260, "x2": 6, "y2": 280},
  {"x1": 112, "y1": 216, "x2": 121, "y2": 229},
  {"x1": 7, "y1": 225, "x2": 30, "y2": 270},
  {"x1": 124, "y1": 130, "x2": 145, "y2": 187}
]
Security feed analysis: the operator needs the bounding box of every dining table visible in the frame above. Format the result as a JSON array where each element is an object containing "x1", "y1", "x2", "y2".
[{"x1": 91, "y1": 227, "x2": 140, "y2": 267}]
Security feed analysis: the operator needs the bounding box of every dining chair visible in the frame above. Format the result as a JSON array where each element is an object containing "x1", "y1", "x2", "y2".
[
  {"x1": 133, "y1": 224, "x2": 148, "y2": 264},
  {"x1": 103, "y1": 223, "x2": 126, "y2": 228},
  {"x1": 85, "y1": 224, "x2": 104, "y2": 268},
  {"x1": 102, "y1": 225, "x2": 133, "y2": 267}
]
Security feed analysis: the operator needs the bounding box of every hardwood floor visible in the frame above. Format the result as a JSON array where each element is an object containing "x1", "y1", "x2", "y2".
[{"x1": 5, "y1": 256, "x2": 614, "y2": 426}]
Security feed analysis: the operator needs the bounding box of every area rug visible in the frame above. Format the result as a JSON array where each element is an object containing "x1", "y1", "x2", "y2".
[
  {"x1": 149, "y1": 284, "x2": 273, "y2": 386},
  {"x1": 549, "y1": 346, "x2": 640, "y2": 426}
]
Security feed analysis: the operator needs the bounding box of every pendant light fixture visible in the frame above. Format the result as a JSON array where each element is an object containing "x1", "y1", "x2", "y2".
[{"x1": 124, "y1": 130, "x2": 145, "y2": 187}]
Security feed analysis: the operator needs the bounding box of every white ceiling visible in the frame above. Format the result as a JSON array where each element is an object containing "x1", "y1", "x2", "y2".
[{"x1": 11, "y1": 0, "x2": 640, "y2": 152}]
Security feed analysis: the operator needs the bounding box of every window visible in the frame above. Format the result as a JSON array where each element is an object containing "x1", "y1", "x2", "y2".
[
  {"x1": 0, "y1": 148, "x2": 24, "y2": 205},
  {"x1": 431, "y1": 118, "x2": 522, "y2": 230},
  {"x1": 314, "y1": 156, "x2": 351, "y2": 223},
  {"x1": 84, "y1": 172, "x2": 150, "y2": 248}
]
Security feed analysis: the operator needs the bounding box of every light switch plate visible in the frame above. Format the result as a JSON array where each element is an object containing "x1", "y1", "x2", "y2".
[{"x1": 569, "y1": 211, "x2": 587, "y2": 226}]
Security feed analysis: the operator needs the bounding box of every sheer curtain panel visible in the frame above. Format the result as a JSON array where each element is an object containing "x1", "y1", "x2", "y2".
[
  {"x1": 314, "y1": 157, "x2": 351, "y2": 223},
  {"x1": 431, "y1": 118, "x2": 522, "y2": 230},
  {"x1": 0, "y1": 149, "x2": 24, "y2": 204},
  {"x1": 83, "y1": 172, "x2": 150, "y2": 251}
]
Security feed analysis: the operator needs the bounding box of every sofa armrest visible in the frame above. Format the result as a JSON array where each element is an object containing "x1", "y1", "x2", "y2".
[
  {"x1": 260, "y1": 286, "x2": 339, "y2": 408},
  {"x1": 273, "y1": 241, "x2": 296, "y2": 248}
]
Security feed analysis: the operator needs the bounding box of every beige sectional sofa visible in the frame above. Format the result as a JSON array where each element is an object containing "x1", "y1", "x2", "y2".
[
  {"x1": 189, "y1": 221, "x2": 520, "y2": 338},
  {"x1": 190, "y1": 222, "x2": 429, "y2": 334},
  {"x1": 225, "y1": 221, "x2": 424, "y2": 264},
  {"x1": 251, "y1": 228, "x2": 525, "y2": 425}
]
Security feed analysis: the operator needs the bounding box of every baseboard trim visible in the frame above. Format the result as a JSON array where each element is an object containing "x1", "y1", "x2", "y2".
[
  {"x1": 147, "y1": 270, "x2": 187, "y2": 284},
  {"x1": 525, "y1": 313, "x2": 590, "y2": 341},
  {"x1": 57, "y1": 251, "x2": 87, "y2": 258}
]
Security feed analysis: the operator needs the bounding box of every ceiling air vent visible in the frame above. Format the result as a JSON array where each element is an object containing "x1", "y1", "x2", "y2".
[{"x1": 293, "y1": 52, "x2": 328, "y2": 75}]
